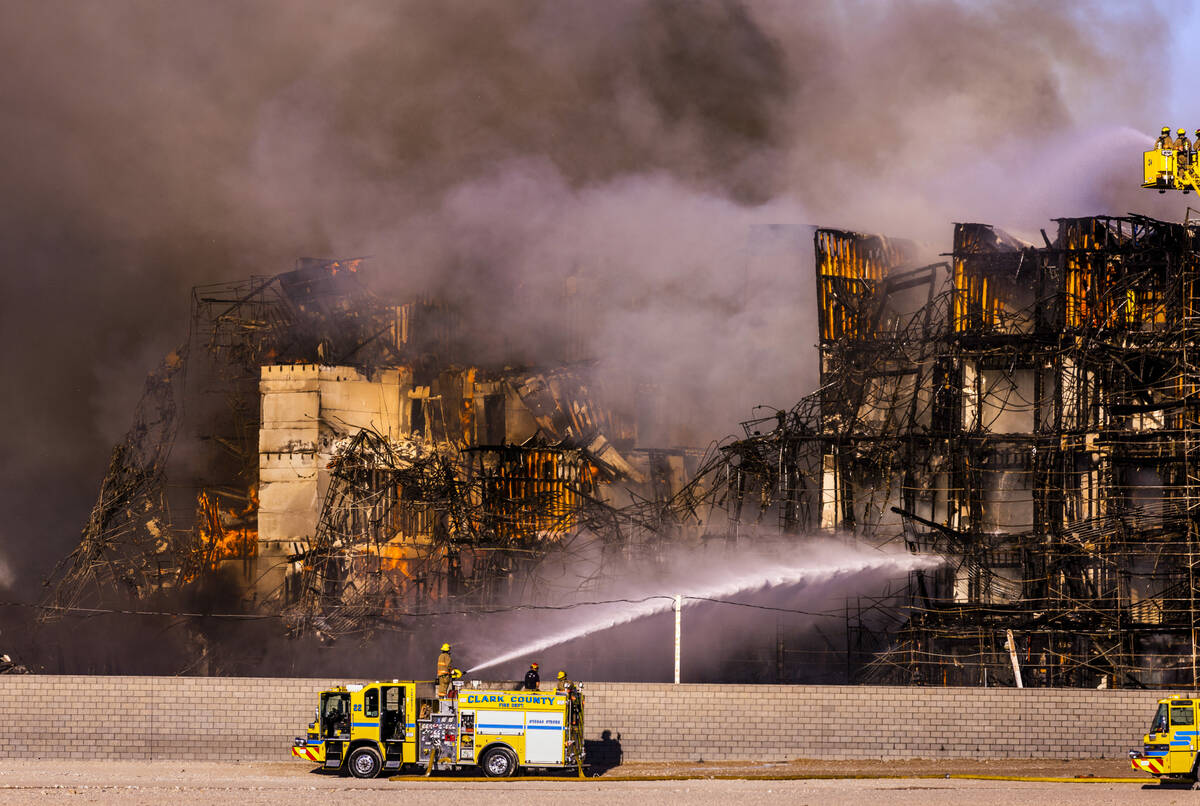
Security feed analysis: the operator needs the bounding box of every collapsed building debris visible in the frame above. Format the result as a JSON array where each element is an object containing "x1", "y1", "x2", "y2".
[
  {"x1": 0, "y1": 654, "x2": 30, "y2": 675},
  {"x1": 43, "y1": 350, "x2": 186, "y2": 611},
  {"x1": 43, "y1": 258, "x2": 707, "y2": 650}
]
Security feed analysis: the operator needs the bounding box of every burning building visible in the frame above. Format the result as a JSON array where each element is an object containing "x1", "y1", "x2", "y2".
[
  {"x1": 52, "y1": 211, "x2": 1200, "y2": 688},
  {"x1": 713, "y1": 214, "x2": 1200, "y2": 688},
  {"x1": 43, "y1": 257, "x2": 704, "y2": 652}
]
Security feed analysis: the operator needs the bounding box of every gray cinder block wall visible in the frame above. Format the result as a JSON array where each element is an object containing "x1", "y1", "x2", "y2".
[
  {"x1": 0, "y1": 676, "x2": 1183, "y2": 762},
  {"x1": 583, "y1": 683, "x2": 1185, "y2": 762}
]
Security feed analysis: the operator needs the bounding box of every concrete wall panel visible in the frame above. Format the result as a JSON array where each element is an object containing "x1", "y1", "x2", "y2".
[{"x1": 261, "y1": 391, "x2": 320, "y2": 431}]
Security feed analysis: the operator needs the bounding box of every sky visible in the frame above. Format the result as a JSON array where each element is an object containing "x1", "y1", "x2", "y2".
[
  {"x1": 1, "y1": 0, "x2": 1199, "y2": 607},
  {"x1": 1167, "y1": 6, "x2": 1200, "y2": 124}
]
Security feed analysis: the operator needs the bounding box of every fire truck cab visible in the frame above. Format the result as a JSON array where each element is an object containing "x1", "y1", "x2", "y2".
[
  {"x1": 1130, "y1": 695, "x2": 1200, "y2": 783},
  {"x1": 291, "y1": 679, "x2": 584, "y2": 778}
]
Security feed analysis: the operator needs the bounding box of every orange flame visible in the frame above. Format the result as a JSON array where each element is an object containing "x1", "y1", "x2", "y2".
[
  {"x1": 354, "y1": 542, "x2": 410, "y2": 576},
  {"x1": 326, "y1": 258, "x2": 362, "y2": 276},
  {"x1": 193, "y1": 488, "x2": 258, "y2": 574}
]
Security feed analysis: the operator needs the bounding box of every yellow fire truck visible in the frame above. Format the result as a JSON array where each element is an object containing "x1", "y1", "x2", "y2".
[
  {"x1": 291, "y1": 679, "x2": 584, "y2": 777},
  {"x1": 1130, "y1": 695, "x2": 1200, "y2": 783}
]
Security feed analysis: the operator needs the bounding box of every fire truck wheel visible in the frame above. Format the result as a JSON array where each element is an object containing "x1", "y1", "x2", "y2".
[
  {"x1": 348, "y1": 747, "x2": 382, "y2": 779},
  {"x1": 481, "y1": 746, "x2": 518, "y2": 778}
]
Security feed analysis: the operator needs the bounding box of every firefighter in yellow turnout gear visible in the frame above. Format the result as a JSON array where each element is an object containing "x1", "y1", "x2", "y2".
[
  {"x1": 1143, "y1": 125, "x2": 1200, "y2": 194},
  {"x1": 437, "y1": 643, "x2": 453, "y2": 697},
  {"x1": 1174, "y1": 128, "x2": 1192, "y2": 170},
  {"x1": 555, "y1": 671, "x2": 583, "y2": 732}
]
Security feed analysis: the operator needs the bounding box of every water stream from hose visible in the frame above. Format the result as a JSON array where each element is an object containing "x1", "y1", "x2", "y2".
[{"x1": 467, "y1": 542, "x2": 938, "y2": 674}]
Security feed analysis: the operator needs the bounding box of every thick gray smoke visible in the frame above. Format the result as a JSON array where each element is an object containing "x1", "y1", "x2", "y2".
[{"x1": 0, "y1": 0, "x2": 1180, "y2": 602}]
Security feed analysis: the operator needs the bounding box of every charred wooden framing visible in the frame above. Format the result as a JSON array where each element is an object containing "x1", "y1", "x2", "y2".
[
  {"x1": 710, "y1": 215, "x2": 1200, "y2": 687},
  {"x1": 44, "y1": 258, "x2": 702, "y2": 645},
  {"x1": 52, "y1": 216, "x2": 1200, "y2": 687}
]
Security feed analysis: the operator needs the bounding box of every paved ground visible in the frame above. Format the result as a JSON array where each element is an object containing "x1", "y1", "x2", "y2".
[
  {"x1": 0, "y1": 760, "x2": 1181, "y2": 805},
  {"x1": 599, "y1": 757, "x2": 1138, "y2": 778},
  {"x1": 0, "y1": 758, "x2": 1180, "y2": 801}
]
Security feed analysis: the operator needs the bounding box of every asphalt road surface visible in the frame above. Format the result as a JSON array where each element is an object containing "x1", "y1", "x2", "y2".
[{"x1": 0, "y1": 761, "x2": 1183, "y2": 805}]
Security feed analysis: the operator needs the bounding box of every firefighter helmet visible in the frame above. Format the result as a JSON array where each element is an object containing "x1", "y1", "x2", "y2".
[
  {"x1": 557, "y1": 670, "x2": 566, "y2": 679},
  {"x1": 1180, "y1": 129, "x2": 1188, "y2": 135},
  {"x1": 531, "y1": 662, "x2": 539, "y2": 669},
  {"x1": 1164, "y1": 126, "x2": 1172, "y2": 133},
  {"x1": 441, "y1": 642, "x2": 451, "y2": 652}
]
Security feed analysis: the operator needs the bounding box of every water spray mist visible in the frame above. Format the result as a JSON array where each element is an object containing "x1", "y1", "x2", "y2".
[{"x1": 468, "y1": 542, "x2": 939, "y2": 674}]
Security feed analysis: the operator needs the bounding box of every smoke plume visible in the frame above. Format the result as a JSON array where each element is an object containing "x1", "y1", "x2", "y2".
[{"x1": 0, "y1": 0, "x2": 1180, "y2": 612}]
